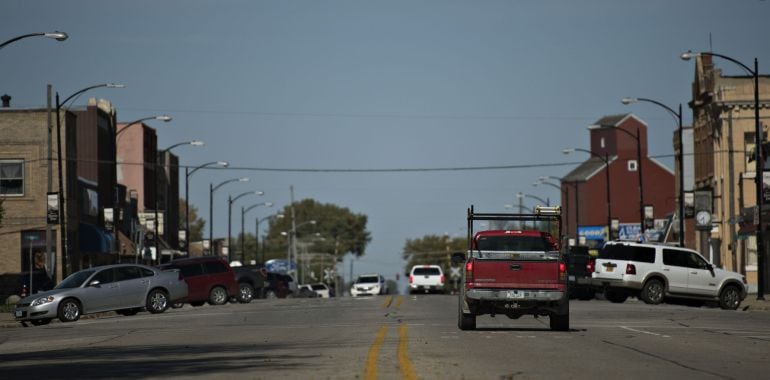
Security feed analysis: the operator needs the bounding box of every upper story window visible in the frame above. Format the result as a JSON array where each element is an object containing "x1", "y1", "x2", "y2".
[
  {"x1": 0, "y1": 160, "x2": 24, "y2": 196},
  {"x1": 745, "y1": 132, "x2": 756, "y2": 174}
]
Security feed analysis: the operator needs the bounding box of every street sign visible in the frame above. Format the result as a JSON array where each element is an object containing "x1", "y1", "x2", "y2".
[
  {"x1": 47, "y1": 192, "x2": 59, "y2": 225},
  {"x1": 449, "y1": 266, "x2": 461, "y2": 279}
]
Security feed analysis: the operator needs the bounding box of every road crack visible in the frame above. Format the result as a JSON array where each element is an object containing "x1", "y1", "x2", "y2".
[{"x1": 601, "y1": 340, "x2": 736, "y2": 380}]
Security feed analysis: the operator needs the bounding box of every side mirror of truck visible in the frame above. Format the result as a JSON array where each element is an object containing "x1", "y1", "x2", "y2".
[{"x1": 451, "y1": 252, "x2": 466, "y2": 265}]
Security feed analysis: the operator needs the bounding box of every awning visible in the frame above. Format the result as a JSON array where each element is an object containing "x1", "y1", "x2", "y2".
[{"x1": 79, "y1": 223, "x2": 114, "y2": 253}]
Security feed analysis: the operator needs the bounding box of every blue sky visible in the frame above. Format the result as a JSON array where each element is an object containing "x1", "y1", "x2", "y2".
[{"x1": 3, "y1": 0, "x2": 769, "y2": 285}]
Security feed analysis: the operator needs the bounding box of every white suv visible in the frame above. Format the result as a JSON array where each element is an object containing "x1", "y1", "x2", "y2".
[
  {"x1": 350, "y1": 274, "x2": 388, "y2": 297},
  {"x1": 408, "y1": 265, "x2": 445, "y2": 294},
  {"x1": 592, "y1": 241, "x2": 747, "y2": 309}
]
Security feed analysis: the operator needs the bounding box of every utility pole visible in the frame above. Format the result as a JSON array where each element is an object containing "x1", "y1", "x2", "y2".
[
  {"x1": 46, "y1": 85, "x2": 55, "y2": 282},
  {"x1": 289, "y1": 185, "x2": 296, "y2": 279}
]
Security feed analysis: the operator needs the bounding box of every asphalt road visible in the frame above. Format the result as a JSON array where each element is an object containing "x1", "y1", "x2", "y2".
[{"x1": 1, "y1": 295, "x2": 768, "y2": 379}]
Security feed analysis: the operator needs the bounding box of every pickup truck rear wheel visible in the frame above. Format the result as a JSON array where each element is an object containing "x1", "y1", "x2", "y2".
[
  {"x1": 550, "y1": 311, "x2": 569, "y2": 331},
  {"x1": 457, "y1": 299, "x2": 476, "y2": 330}
]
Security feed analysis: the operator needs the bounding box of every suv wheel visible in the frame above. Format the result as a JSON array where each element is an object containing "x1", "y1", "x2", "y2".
[
  {"x1": 641, "y1": 279, "x2": 665, "y2": 305},
  {"x1": 238, "y1": 283, "x2": 254, "y2": 303},
  {"x1": 604, "y1": 289, "x2": 628, "y2": 304},
  {"x1": 209, "y1": 286, "x2": 228, "y2": 305},
  {"x1": 719, "y1": 285, "x2": 741, "y2": 310}
]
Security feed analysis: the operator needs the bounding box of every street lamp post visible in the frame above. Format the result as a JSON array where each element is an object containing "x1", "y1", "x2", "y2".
[
  {"x1": 256, "y1": 213, "x2": 284, "y2": 264},
  {"x1": 0, "y1": 31, "x2": 68, "y2": 50},
  {"x1": 228, "y1": 191, "x2": 265, "y2": 263},
  {"x1": 623, "y1": 97, "x2": 681, "y2": 241},
  {"x1": 155, "y1": 140, "x2": 203, "y2": 264},
  {"x1": 564, "y1": 148, "x2": 613, "y2": 240},
  {"x1": 241, "y1": 202, "x2": 273, "y2": 264},
  {"x1": 184, "y1": 161, "x2": 228, "y2": 248},
  {"x1": 55, "y1": 83, "x2": 124, "y2": 276},
  {"x1": 209, "y1": 177, "x2": 249, "y2": 255},
  {"x1": 681, "y1": 51, "x2": 764, "y2": 300}
]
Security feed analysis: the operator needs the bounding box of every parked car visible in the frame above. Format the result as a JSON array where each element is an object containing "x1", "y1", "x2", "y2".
[
  {"x1": 231, "y1": 265, "x2": 267, "y2": 303},
  {"x1": 261, "y1": 272, "x2": 294, "y2": 298},
  {"x1": 593, "y1": 241, "x2": 747, "y2": 309},
  {"x1": 300, "y1": 283, "x2": 333, "y2": 298},
  {"x1": 296, "y1": 284, "x2": 320, "y2": 298},
  {"x1": 408, "y1": 265, "x2": 445, "y2": 294},
  {"x1": 13, "y1": 264, "x2": 187, "y2": 326},
  {"x1": 161, "y1": 257, "x2": 239, "y2": 306},
  {"x1": 351, "y1": 274, "x2": 387, "y2": 297}
]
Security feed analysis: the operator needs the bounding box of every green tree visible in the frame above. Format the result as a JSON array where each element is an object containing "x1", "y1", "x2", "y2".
[
  {"x1": 262, "y1": 199, "x2": 371, "y2": 263},
  {"x1": 402, "y1": 234, "x2": 466, "y2": 276},
  {"x1": 179, "y1": 199, "x2": 206, "y2": 241}
]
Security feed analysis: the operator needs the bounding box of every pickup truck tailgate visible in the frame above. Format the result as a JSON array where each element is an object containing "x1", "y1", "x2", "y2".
[{"x1": 471, "y1": 259, "x2": 562, "y2": 290}]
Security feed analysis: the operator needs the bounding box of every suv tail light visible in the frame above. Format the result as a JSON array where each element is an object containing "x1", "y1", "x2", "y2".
[
  {"x1": 440, "y1": 275, "x2": 445, "y2": 284},
  {"x1": 586, "y1": 258, "x2": 595, "y2": 273},
  {"x1": 409, "y1": 275, "x2": 413, "y2": 284},
  {"x1": 465, "y1": 260, "x2": 474, "y2": 282},
  {"x1": 626, "y1": 263, "x2": 637, "y2": 275}
]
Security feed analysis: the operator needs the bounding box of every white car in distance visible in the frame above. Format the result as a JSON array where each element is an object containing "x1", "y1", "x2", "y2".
[{"x1": 350, "y1": 274, "x2": 388, "y2": 297}]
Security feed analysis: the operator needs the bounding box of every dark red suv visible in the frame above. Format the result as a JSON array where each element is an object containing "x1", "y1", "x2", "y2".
[{"x1": 162, "y1": 257, "x2": 239, "y2": 306}]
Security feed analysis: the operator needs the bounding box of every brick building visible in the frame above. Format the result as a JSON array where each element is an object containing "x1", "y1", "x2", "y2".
[{"x1": 561, "y1": 114, "x2": 676, "y2": 247}]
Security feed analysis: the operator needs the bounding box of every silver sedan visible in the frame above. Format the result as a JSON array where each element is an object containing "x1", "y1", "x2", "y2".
[{"x1": 13, "y1": 264, "x2": 188, "y2": 326}]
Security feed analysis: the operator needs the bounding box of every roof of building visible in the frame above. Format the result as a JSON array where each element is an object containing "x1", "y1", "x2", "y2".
[{"x1": 562, "y1": 156, "x2": 616, "y2": 182}]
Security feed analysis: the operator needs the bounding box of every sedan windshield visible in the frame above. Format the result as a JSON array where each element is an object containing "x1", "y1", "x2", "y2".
[
  {"x1": 356, "y1": 276, "x2": 379, "y2": 284},
  {"x1": 55, "y1": 270, "x2": 96, "y2": 289}
]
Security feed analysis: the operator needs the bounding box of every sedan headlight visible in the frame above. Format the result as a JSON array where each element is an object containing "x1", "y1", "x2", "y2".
[{"x1": 31, "y1": 296, "x2": 55, "y2": 307}]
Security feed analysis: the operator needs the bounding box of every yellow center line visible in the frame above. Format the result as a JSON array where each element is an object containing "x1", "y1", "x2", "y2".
[
  {"x1": 398, "y1": 323, "x2": 417, "y2": 380},
  {"x1": 381, "y1": 295, "x2": 393, "y2": 309},
  {"x1": 395, "y1": 295, "x2": 404, "y2": 309},
  {"x1": 365, "y1": 325, "x2": 389, "y2": 380}
]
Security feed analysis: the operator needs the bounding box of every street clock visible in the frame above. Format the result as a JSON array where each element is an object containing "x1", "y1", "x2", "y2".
[{"x1": 695, "y1": 210, "x2": 712, "y2": 230}]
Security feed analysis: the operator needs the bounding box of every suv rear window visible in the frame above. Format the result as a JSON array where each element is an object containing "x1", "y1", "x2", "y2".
[
  {"x1": 413, "y1": 267, "x2": 441, "y2": 276},
  {"x1": 599, "y1": 244, "x2": 655, "y2": 263}
]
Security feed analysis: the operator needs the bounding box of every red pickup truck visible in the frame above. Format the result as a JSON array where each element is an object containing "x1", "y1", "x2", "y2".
[{"x1": 453, "y1": 206, "x2": 569, "y2": 331}]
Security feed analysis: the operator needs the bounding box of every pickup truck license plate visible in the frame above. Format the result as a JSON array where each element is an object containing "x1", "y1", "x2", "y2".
[
  {"x1": 506, "y1": 291, "x2": 525, "y2": 299},
  {"x1": 606, "y1": 266, "x2": 614, "y2": 273},
  {"x1": 14, "y1": 310, "x2": 23, "y2": 318}
]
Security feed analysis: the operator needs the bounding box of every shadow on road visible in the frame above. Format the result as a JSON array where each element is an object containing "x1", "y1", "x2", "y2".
[{"x1": 0, "y1": 342, "x2": 317, "y2": 379}]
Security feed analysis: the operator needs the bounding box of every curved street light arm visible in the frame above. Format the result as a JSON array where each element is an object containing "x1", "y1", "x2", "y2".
[
  {"x1": 244, "y1": 202, "x2": 273, "y2": 215},
  {"x1": 624, "y1": 97, "x2": 681, "y2": 126},
  {"x1": 535, "y1": 180, "x2": 561, "y2": 191},
  {"x1": 682, "y1": 51, "x2": 756, "y2": 76},
  {"x1": 214, "y1": 177, "x2": 249, "y2": 192},
  {"x1": 60, "y1": 83, "x2": 124, "y2": 107},
  {"x1": 232, "y1": 190, "x2": 264, "y2": 204},
  {"x1": 188, "y1": 161, "x2": 228, "y2": 177},
  {"x1": 521, "y1": 193, "x2": 548, "y2": 205},
  {"x1": 0, "y1": 31, "x2": 68, "y2": 49},
  {"x1": 116, "y1": 115, "x2": 172, "y2": 137},
  {"x1": 566, "y1": 147, "x2": 609, "y2": 165}
]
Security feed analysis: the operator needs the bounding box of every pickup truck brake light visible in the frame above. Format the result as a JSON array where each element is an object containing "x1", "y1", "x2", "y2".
[
  {"x1": 586, "y1": 258, "x2": 595, "y2": 273},
  {"x1": 559, "y1": 262, "x2": 566, "y2": 281},
  {"x1": 465, "y1": 261, "x2": 474, "y2": 282},
  {"x1": 626, "y1": 263, "x2": 637, "y2": 275}
]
